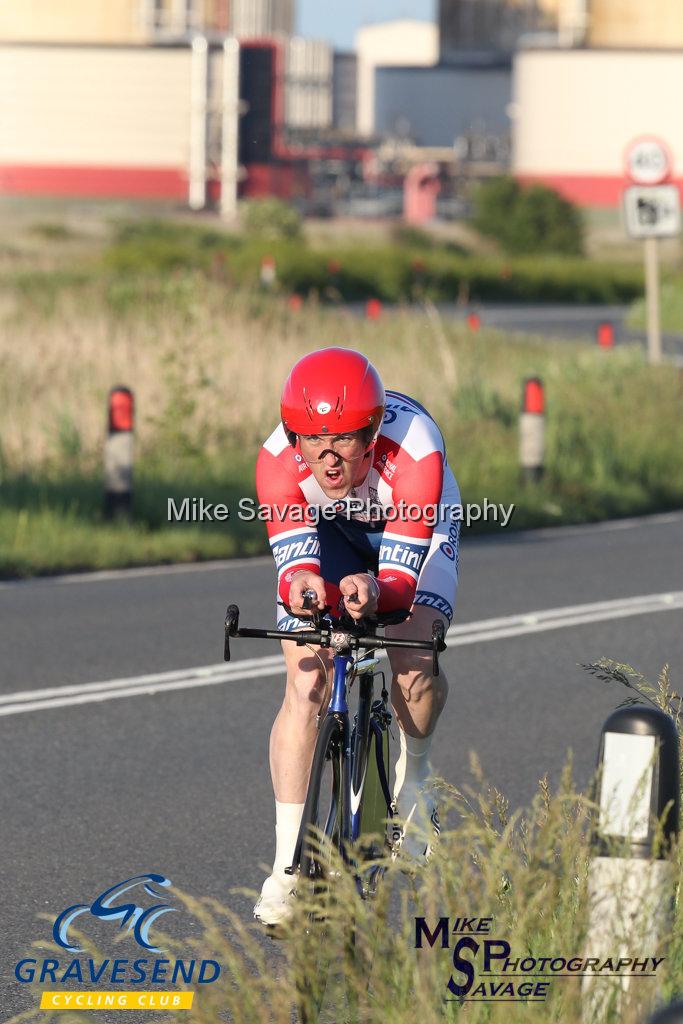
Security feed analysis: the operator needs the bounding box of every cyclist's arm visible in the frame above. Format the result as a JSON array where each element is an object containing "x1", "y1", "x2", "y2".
[
  {"x1": 255, "y1": 447, "x2": 321, "y2": 606},
  {"x1": 375, "y1": 450, "x2": 444, "y2": 612}
]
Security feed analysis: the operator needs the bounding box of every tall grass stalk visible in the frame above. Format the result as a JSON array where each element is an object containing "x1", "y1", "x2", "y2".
[{"x1": 10, "y1": 745, "x2": 681, "y2": 1024}]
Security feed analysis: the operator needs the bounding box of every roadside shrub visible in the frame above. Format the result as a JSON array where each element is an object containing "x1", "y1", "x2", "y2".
[
  {"x1": 242, "y1": 197, "x2": 302, "y2": 240},
  {"x1": 391, "y1": 224, "x2": 435, "y2": 249},
  {"x1": 473, "y1": 176, "x2": 585, "y2": 256},
  {"x1": 471, "y1": 176, "x2": 520, "y2": 242},
  {"x1": 103, "y1": 220, "x2": 239, "y2": 276}
]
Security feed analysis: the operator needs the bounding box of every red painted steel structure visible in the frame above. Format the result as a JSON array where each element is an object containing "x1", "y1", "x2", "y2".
[{"x1": 0, "y1": 39, "x2": 369, "y2": 203}]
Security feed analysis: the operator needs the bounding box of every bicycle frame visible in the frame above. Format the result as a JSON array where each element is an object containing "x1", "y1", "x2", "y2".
[
  {"x1": 223, "y1": 600, "x2": 446, "y2": 888},
  {"x1": 327, "y1": 650, "x2": 393, "y2": 848}
]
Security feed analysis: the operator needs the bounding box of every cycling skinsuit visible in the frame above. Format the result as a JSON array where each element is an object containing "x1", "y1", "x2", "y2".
[{"x1": 255, "y1": 390, "x2": 461, "y2": 630}]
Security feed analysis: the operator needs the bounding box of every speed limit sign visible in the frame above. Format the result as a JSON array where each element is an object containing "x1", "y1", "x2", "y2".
[
  {"x1": 625, "y1": 136, "x2": 671, "y2": 185},
  {"x1": 623, "y1": 136, "x2": 675, "y2": 369}
]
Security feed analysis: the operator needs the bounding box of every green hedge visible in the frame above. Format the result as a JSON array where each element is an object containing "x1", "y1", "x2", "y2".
[{"x1": 99, "y1": 220, "x2": 644, "y2": 305}]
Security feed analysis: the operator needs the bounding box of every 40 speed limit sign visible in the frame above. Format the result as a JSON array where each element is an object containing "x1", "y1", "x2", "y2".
[{"x1": 625, "y1": 136, "x2": 672, "y2": 186}]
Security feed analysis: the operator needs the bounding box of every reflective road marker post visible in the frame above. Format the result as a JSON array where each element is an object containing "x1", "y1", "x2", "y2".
[
  {"x1": 519, "y1": 377, "x2": 545, "y2": 482},
  {"x1": 597, "y1": 322, "x2": 615, "y2": 348},
  {"x1": 260, "y1": 255, "x2": 276, "y2": 289},
  {"x1": 104, "y1": 387, "x2": 134, "y2": 521},
  {"x1": 582, "y1": 706, "x2": 679, "y2": 1022}
]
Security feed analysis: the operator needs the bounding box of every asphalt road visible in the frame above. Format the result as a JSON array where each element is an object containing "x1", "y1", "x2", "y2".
[
  {"x1": 451, "y1": 303, "x2": 683, "y2": 360},
  {"x1": 2, "y1": 511, "x2": 683, "y2": 1019},
  {"x1": 350, "y1": 302, "x2": 683, "y2": 362}
]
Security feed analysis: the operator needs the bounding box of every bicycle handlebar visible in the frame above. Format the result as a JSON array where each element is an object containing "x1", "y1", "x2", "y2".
[{"x1": 223, "y1": 603, "x2": 447, "y2": 676}]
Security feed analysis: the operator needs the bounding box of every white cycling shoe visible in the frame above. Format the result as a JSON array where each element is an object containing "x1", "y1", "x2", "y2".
[
  {"x1": 390, "y1": 784, "x2": 441, "y2": 864},
  {"x1": 253, "y1": 871, "x2": 297, "y2": 927}
]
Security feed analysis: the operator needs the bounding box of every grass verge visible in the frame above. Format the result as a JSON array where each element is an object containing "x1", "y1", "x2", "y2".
[
  {"x1": 9, "y1": 664, "x2": 682, "y2": 1024},
  {"x1": 1, "y1": 257, "x2": 681, "y2": 578},
  {"x1": 628, "y1": 279, "x2": 683, "y2": 334}
]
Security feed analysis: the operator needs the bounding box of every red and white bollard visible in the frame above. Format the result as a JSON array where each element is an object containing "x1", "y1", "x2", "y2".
[
  {"x1": 597, "y1": 322, "x2": 615, "y2": 348},
  {"x1": 519, "y1": 377, "x2": 545, "y2": 482},
  {"x1": 582, "y1": 707, "x2": 678, "y2": 1022},
  {"x1": 260, "y1": 254, "x2": 276, "y2": 289},
  {"x1": 104, "y1": 386, "x2": 134, "y2": 520}
]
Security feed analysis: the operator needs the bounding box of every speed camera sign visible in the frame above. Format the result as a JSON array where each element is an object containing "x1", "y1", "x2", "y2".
[
  {"x1": 625, "y1": 137, "x2": 671, "y2": 185},
  {"x1": 623, "y1": 185, "x2": 681, "y2": 239}
]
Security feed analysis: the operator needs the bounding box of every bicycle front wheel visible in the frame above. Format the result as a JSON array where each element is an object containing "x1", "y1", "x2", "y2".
[
  {"x1": 298, "y1": 713, "x2": 345, "y2": 885},
  {"x1": 294, "y1": 714, "x2": 347, "y2": 1024}
]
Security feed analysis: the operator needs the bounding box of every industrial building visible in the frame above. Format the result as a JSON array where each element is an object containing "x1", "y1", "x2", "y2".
[
  {"x1": 354, "y1": 19, "x2": 438, "y2": 137},
  {"x1": 508, "y1": 0, "x2": 683, "y2": 205},
  {"x1": 0, "y1": 0, "x2": 294, "y2": 43},
  {"x1": 512, "y1": 47, "x2": 683, "y2": 206},
  {"x1": 438, "y1": 0, "x2": 557, "y2": 57},
  {"x1": 374, "y1": 62, "x2": 510, "y2": 148},
  {"x1": 0, "y1": 0, "x2": 356, "y2": 208},
  {"x1": 0, "y1": 34, "x2": 355, "y2": 209},
  {"x1": 587, "y1": 0, "x2": 683, "y2": 48},
  {"x1": 1, "y1": 0, "x2": 682, "y2": 210}
]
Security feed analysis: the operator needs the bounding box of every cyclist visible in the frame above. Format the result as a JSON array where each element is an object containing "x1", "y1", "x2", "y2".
[{"x1": 253, "y1": 347, "x2": 460, "y2": 926}]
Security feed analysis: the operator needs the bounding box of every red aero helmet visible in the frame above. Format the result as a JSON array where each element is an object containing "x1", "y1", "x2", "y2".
[{"x1": 281, "y1": 348, "x2": 385, "y2": 437}]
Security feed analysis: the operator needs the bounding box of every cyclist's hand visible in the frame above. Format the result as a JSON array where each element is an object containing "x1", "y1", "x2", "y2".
[
  {"x1": 339, "y1": 573, "x2": 379, "y2": 621},
  {"x1": 288, "y1": 571, "x2": 326, "y2": 615}
]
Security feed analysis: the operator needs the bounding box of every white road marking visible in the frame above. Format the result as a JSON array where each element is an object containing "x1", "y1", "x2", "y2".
[
  {"x1": 517, "y1": 510, "x2": 683, "y2": 541},
  {"x1": 1, "y1": 591, "x2": 681, "y2": 718},
  {"x1": 0, "y1": 556, "x2": 271, "y2": 589}
]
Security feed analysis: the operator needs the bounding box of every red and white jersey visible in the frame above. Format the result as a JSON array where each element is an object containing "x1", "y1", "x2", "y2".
[{"x1": 255, "y1": 390, "x2": 448, "y2": 613}]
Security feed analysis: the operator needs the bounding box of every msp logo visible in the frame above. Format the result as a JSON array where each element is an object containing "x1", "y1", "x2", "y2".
[
  {"x1": 54, "y1": 874, "x2": 175, "y2": 954},
  {"x1": 414, "y1": 915, "x2": 665, "y2": 1003}
]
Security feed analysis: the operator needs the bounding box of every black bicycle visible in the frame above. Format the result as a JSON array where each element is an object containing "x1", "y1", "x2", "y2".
[{"x1": 224, "y1": 593, "x2": 446, "y2": 1019}]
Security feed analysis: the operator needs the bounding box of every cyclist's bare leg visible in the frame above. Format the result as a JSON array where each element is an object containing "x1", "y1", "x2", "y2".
[
  {"x1": 254, "y1": 639, "x2": 332, "y2": 924},
  {"x1": 385, "y1": 605, "x2": 449, "y2": 856},
  {"x1": 386, "y1": 604, "x2": 449, "y2": 738},
  {"x1": 270, "y1": 639, "x2": 333, "y2": 802}
]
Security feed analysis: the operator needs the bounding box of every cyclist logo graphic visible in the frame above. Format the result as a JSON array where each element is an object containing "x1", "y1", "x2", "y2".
[{"x1": 53, "y1": 873, "x2": 177, "y2": 954}]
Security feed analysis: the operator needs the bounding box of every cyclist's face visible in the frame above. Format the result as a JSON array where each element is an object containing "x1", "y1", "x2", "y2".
[{"x1": 298, "y1": 431, "x2": 369, "y2": 496}]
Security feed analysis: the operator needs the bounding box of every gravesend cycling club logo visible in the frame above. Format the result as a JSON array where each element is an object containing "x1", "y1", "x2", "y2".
[
  {"x1": 54, "y1": 873, "x2": 175, "y2": 954},
  {"x1": 415, "y1": 915, "x2": 665, "y2": 1003},
  {"x1": 15, "y1": 872, "x2": 221, "y2": 1012}
]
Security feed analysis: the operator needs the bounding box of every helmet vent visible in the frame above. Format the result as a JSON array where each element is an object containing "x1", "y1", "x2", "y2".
[
  {"x1": 337, "y1": 386, "x2": 346, "y2": 420},
  {"x1": 302, "y1": 387, "x2": 315, "y2": 421}
]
